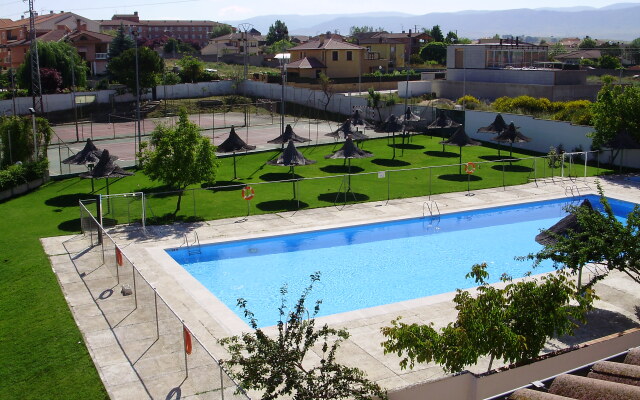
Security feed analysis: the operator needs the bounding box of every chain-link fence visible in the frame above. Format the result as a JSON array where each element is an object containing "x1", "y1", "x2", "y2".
[{"x1": 75, "y1": 202, "x2": 248, "y2": 400}]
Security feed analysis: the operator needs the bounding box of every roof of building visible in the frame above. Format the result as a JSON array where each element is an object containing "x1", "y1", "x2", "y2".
[
  {"x1": 373, "y1": 32, "x2": 431, "y2": 40},
  {"x1": 357, "y1": 37, "x2": 404, "y2": 45},
  {"x1": 37, "y1": 29, "x2": 69, "y2": 42},
  {"x1": 286, "y1": 56, "x2": 326, "y2": 69},
  {"x1": 210, "y1": 32, "x2": 261, "y2": 41},
  {"x1": 68, "y1": 30, "x2": 114, "y2": 42},
  {"x1": 555, "y1": 49, "x2": 602, "y2": 60},
  {"x1": 289, "y1": 38, "x2": 363, "y2": 51},
  {"x1": 99, "y1": 19, "x2": 217, "y2": 27},
  {"x1": 4, "y1": 12, "x2": 80, "y2": 30}
]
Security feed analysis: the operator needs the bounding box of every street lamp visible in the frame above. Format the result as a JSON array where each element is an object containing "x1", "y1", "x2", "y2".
[
  {"x1": 378, "y1": 65, "x2": 383, "y2": 91},
  {"x1": 275, "y1": 53, "x2": 289, "y2": 136}
]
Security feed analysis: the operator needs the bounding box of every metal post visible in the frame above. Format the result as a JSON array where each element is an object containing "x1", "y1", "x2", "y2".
[
  {"x1": 132, "y1": 28, "x2": 142, "y2": 164},
  {"x1": 70, "y1": 48, "x2": 79, "y2": 142},
  {"x1": 30, "y1": 110, "x2": 38, "y2": 161}
]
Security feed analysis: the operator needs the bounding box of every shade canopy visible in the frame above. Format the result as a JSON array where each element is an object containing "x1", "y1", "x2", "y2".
[
  {"x1": 79, "y1": 150, "x2": 133, "y2": 179},
  {"x1": 62, "y1": 138, "x2": 116, "y2": 165},
  {"x1": 326, "y1": 119, "x2": 369, "y2": 140},
  {"x1": 493, "y1": 122, "x2": 532, "y2": 144},
  {"x1": 267, "y1": 140, "x2": 316, "y2": 167},
  {"x1": 399, "y1": 106, "x2": 420, "y2": 122},
  {"x1": 375, "y1": 114, "x2": 403, "y2": 133},
  {"x1": 217, "y1": 126, "x2": 256, "y2": 153},
  {"x1": 350, "y1": 109, "x2": 374, "y2": 128},
  {"x1": 325, "y1": 136, "x2": 374, "y2": 159},
  {"x1": 428, "y1": 109, "x2": 461, "y2": 129},
  {"x1": 439, "y1": 126, "x2": 481, "y2": 147},
  {"x1": 604, "y1": 129, "x2": 640, "y2": 149},
  {"x1": 268, "y1": 124, "x2": 311, "y2": 144},
  {"x1": 535, "y1": 199, "x2": 593, "y2": 245},
  {"x1": 478, "y1": 114, "x2": 508, "y2": 134}
]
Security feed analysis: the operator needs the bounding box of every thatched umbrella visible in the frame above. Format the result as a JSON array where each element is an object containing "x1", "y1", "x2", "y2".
[
  {"x1": 535, "y1": 199, "x2": 593, "y2": 288},
  {"x1": 267, "y1": 140, "x2": 316, "y2": 198},
  {"x1": 268, "y1": 124, "x2": 311, "y2": 146},
  {"x1": 62, "y1": 138, "x2": 116, "y2": 165},
  {"x1": 326, "y1": 119, "x2": 369, "y2": 141},
  {"x1": 493, "y1": 122, "x2": 532, "y2": 158},
  {"x1": 477, "y1": 114, "x2": 508, "y2": 134},
  {"x1": 440, "y1": 126, "x2": 481, "y2": 174},
  {"x1": 79, "y1": 149, "x2": 133, "y2": 196},
  {"x1": 604, "y1": 129, "x2": 640, "y2": 172},
  {"x1": 376, "y1": 114, "x2": 404, "y2": 158},
  {"x1": 325, "y1": 136, "x2": 374, "y2": 202},
  {"x1": 217, "y1": 126, "x2": 256, "y2": 179},
  {"x1": 350, "y1": 109, "x2": 374, "y2": 129},
  {"x1": 428, "y1": 109, "x2": 461, "y2": 129}
]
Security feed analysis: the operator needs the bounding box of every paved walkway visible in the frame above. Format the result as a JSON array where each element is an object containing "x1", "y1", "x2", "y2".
[{"x1": 42, "y1": 176, "x2": 640, "y2": 399}]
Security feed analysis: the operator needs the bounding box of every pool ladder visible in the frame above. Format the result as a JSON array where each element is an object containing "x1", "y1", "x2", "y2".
[
  {"x1": 564, "y1": 185, "x2": 581, "y2": 198},
  {"x1": 182, "y1": 231, "x2": 201, "y2": 255},
  {"x1": 423, "y1": 201, "x2": 441, "y2": 219}
]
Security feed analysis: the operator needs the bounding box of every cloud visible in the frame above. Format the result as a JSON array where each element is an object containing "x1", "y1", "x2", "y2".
[{"x1": 218, "y1": 6, "x2": 254, "y2": 19}]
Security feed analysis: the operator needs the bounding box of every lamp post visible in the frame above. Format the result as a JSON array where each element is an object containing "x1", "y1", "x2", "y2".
[
  {"x1": 378, "y1": 65, "x2": 383, "y2": 91},
  {"x1": 237, "y1": 23, "x2": 253, "y2": 129},
  {"x1": 69, "y1": 47, "x2": 79, "y2": 142},
  {"x1": 131, "y1": 27, "x2": 142, "y2": 162}
]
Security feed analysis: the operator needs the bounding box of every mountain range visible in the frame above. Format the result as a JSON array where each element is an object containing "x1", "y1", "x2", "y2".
[{"x1": 224, "y1": 3, "x2": 640, "y2": 41}]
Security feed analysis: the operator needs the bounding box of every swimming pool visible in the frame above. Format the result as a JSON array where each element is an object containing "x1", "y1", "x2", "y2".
[{"x1": 168, "y1": 195, "x2": 635, "y2": 328}]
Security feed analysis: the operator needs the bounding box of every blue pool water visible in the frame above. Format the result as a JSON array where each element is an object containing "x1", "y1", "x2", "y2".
[{"x1": 168, "y1": 195, "x2": 636, "y2": 328}]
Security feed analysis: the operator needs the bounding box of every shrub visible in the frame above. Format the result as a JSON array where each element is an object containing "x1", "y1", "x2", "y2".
[
  {"x1": 552, "y1": 100, "x2": 593, "y2": 125},
  {"x1": 492, "y1": 96, "x2": 553, "y2": 114},
  {"x1": 456, "y1": 95, "x2": 481, "y2": 109},
  {"x1": 0, "y1": 159, "x2": 48, "y2": 191}
]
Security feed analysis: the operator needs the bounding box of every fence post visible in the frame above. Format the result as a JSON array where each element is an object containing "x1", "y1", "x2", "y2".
[
  {"x1": 502, "y1": 163, "x2": 505, "y2": 190},
  {"x1": 429, "y1": 167, "x2": 432, "y2": 200},
  {"x1": 387, "y1": 170, "x2": 390, "y2": 202}
]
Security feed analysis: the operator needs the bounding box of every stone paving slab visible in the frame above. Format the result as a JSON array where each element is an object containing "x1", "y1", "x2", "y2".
[{"x1": 43, "y1": 176, "x2": 640, "y2": 398}]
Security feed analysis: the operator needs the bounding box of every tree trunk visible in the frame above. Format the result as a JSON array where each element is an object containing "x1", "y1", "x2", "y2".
[
  {"x1": 174, "y1": 189, "x2": 184, "y2": 216},
  {"x1": 487, "y1": 354, "x2": 495, "y2": 372}
]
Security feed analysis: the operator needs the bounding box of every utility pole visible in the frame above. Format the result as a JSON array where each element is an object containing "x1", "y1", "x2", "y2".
[{"x1": 26, "y1": 0, "x2": 43, "y2": 115}]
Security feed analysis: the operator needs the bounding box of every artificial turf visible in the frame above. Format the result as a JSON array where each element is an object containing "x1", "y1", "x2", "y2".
[{"x1": 0, "y1": 133, "x2": 612, "y2": 398}]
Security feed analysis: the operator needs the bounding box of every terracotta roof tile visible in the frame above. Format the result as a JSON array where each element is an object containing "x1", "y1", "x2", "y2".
[
  {"x1": 286, "y1": 57, "x2": 326, "y2": 69},
  {"x1": 290, "y1": 38, "x2": 363, "y2": 51}
]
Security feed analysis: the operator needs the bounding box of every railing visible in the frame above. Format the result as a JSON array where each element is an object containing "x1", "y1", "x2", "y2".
[
  {"x1": 74, "y1": 201, "x2": 249, "y2": 400},
  {"x1": 95, "y1": 53, "x2": 108, "y2": 60}
]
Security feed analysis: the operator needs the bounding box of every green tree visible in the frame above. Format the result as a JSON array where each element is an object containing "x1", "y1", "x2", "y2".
[
  {"x1": 107, "y1": 24, "x2": 135, "y2": 59},
  {"x1": 17, "y1": 41, "x2": 87, "y2": 92},
  {"x1": 367, "y1": 87, "x2": 383, "y2": 123},
  {"x1": 548, "y1": 42, "x2": 568, "y2": 59},
  {"x1": 107, "y1": 47, "x2": 164, "y2": 95},
  {"x1": 209, "y1": 24, "x2": 233, "y2": 39},
  {"x1": 318, "y1": 72, "x2": 334, "y2": 116},
  {"x1": 590, "y1": 81, "x2": 640, "y2": 147},
  {"x1": 598, "y1": 54, "x2": 622, "y2": 69},
  {"x1": 266, "y1": 39, "x2": 295, "y2": 55},
  {"x1": 381, "y1": 263, "x2": 595, "y2": 373},
  {"x1": 445, "y1": 31, "x2": 458, "y2": 44},
  {"x1": 177, "y1": 55, "x2": 204, "y2": 83},
  {"x1": 139, "y1": 109, "x2": 218, "y2": 215},
  {"x1": 219, "y1": 273, "x2": 387, "y2": 400},
  {"x1": 630, "y1": 37, "x2": 640, "y2": 64},
  {"x1": 0, "y1": 115, "x2": 53, "y2": 165},
  {"x1": 579, "y1": 36, "x2": 597, "y2": 49},
  {"x1": 430, "y1": 25, "x2": 444, "y2": 42},
  {"x1": 266, "y1": 20, "x2": 289, "y2": 46},
  {"x1": 526, "y1": 184, "x2": 640, "y2": 288},
  {"x1": 419, "y1": 42, "x2": 447, "y2": 65}
]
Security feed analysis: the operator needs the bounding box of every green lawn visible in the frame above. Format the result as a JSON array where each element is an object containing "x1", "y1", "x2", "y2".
[{"x1": 0, "y1": 133, "x2": 612, "y2": 399}]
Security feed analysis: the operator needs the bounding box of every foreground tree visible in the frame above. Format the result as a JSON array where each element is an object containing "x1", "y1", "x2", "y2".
[
  {"x1": 209, "y1": 24, "x2": 233, "y2": 39},
  {"x1": 107, "y1": 24, "x2": 135, "y2": 59},
  {"x1": 419, "y1": 42, "x2": 447, "y2": 65},
  {"x1": 177, "y1": 55, "x2": 204, "y2": 83},
  {"x1": 590, "y1": 78, "x2": 640, "y2": 147},
  {"x1": 139, "y1": 109, "x2": 218, "y2": 215},
  {"x1": 0, "y1": 115, "x2": 53, "y2": 165},
  {"x1": 526, "y1": 184, "x2": 640, "y2": 288},
  {"x1": 107, "y1": 47, "x2": 164, "y2": 95},
  {"x1": 381, "y1": 263, "x2": 595, "y2": 373},
  {"x1": 219, "y1": 273, "x2": 387, "y2": 400}
]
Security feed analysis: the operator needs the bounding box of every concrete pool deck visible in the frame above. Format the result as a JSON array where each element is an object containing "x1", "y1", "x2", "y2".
[{"x1": 42, "y1": 175, "x2": 640, "y2": 399}]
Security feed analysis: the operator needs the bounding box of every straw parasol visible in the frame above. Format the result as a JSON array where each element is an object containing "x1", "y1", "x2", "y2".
[
  {"x1": 493, "y1": 122, "x2": 532, "y2": 158},
  {"x1": 350, "y1": 109, "x2": 374, "y2": 129},
  {"x1": 477, "y1": 114, "x2": 508, "y2": 134},
  {"x1": 267, "y1": 140, "x2": 316, "y2": 198},
  {"x1": 326, "y1": 119, "x2": 369, "y2": 140},
  {"x1": 62, "y1": 138, "x2": 116, "y2": 165},
  {"x1": 375, "y1": 114, "x2": 404, "y2": 158},
  {"x1": 535, "y1": 199, "x2": 593, "y2": 246},
  {"x1": 217, "y1": 126, "x2": 256, "y2": 179},
  {"x1": 79, "y1": 149, "x2": 133, "y2": 195},
  {"x1": 268, "y1": 124, "x2": 311, "y2": 146},
  {"x1": 439, "y1": 126, "x2": 481, "y2": 173},
  {"x1": 325, "y1": 136, "x2": 374, "y2": 203},
  {"x1": 428, "y1": 109, "x2": 461, "y2": 129}
]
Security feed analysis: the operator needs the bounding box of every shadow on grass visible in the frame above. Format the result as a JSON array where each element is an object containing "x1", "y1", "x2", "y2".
[
  {"x1": 58, "y1": 218, "x2": 81, "y2": 232},
  {"x1": 320, "y1": 165, "x2": 365, "y2": 174},
  {"x1": 318, "y1": 192, "x2": 370, "y2": 203},
  {"x1": 389, "y1": 143, "x2": 425, "y2": 150},
  {"x1": 259, "y1": 172, "x2": 304, "y2": 181},
  {"x1": 425, "y1": 150, "x2": 459, "y2": 158},
  {"x1": 45, "y1": 193, "x2": 93, "y2": 208},
  {"x1": 147, "y1": 213, "x2": 204, "y2": 225},
  {"x1": 438, "y1": 174, "x2": 483, "y2": 182},
  {"x1": 256, "y1": 199, "x2": 309, "y2": 211},
  {"x1": 479, "y1": 155, "x2": 508, "y2": 162},
  {"x1": 137, "y1": 185, "x2": 179, "y2": 198},
  {"x1": 372, "y1": 158, "x2": 411, "y2": 167},
  {"x1": 491, "y1": 164, "x2": 534, "y2": 173},
  {"x1": 203, "y1": 181, "x2": 244, "y2": 192}
]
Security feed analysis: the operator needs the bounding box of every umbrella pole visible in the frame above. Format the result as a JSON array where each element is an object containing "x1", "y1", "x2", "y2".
[
  {"x1": 459, "y1": 148, "x2": 462, "y2": 174},
  {"x1": 91, "y1": 177, "x2": 94, "y2": 193},
  {"x1": 291, "y1": 166, "x2": 296, "y2": 200},
  {"x1": 233, "y1": 152, "x2": 237, "y2": 180},
  {"x1": 392, "y1": 132, "x2": 396, "y2": 159}
]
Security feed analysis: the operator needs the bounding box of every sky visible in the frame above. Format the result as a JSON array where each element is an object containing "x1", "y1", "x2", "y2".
[{"x1": 0, "y1": 0, "x2": 626, "y2": 23}]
